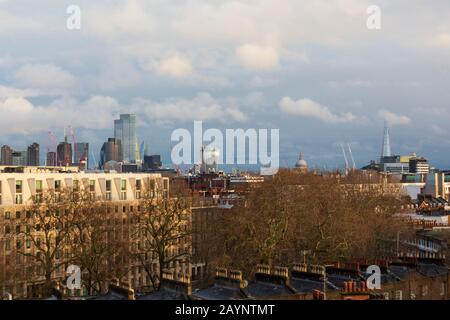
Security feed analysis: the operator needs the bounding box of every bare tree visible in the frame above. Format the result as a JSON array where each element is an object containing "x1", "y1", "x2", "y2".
[
  {"x1": 70, "y1": 190, "x2": 126, "y2": 295},
  {"x1": 201, "y1": 169, "x2": 414, "y2": 276},
  {"x1": 18, "y1": 189, "x2": 75, "y2": 297},
  {"x1": 133, "y1": 191, "x2": 192, "y2": 291}
]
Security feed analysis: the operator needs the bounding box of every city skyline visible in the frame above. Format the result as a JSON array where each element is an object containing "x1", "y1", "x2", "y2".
[{"x1": 1, "y1": 1, "x2": 450, "y2": 169}]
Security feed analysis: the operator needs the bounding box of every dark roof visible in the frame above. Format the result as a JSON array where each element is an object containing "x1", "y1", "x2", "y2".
[
  {"x1": 137, "y1": 289, "x2": 188, "y2": 300},
  {"x1": 326, "y1": 273, "x2": 363, "y2": 289},
  {"x1": 416, "y1": 263, "x2": 448, "y2": 277},
  {"x1": 244, "y1": 281, "x2": 295, "y2": 298},
  {"x1": 190, "y1": 284, "x2": 247, "y2": 300},
  {"x1": 290, "y1": 277, "x2": 337, "y2": 294},
  {"x1": 388, "y1": 265, "x2": 410, "y2": 280}
]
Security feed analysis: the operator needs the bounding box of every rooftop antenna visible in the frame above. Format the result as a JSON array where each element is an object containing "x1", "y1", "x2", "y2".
[{"x1": 347, "y1": 143, "x2": 356, "y2": 170}]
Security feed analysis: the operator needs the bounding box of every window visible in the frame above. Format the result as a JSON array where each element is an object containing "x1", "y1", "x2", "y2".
[
  {"x1": 73, "y1": 180, "x2": 79, "y2": 191},
  {"x1": 5, "y1": 211, "x2": 11, "y2": 219},
  {"x1": 26, "y1": 239, "x2": 32, "y2": 249},
  {"x1": 16, "y1": 180, "x2": 23, "y2": 193},
  {"x1": 5, "y1": 240, "x2": 10, "y2": 251},
  {"x1": 54, "y1": 180, "x2": 61, "y2": 191},
  {"x1": 90, "y1": 180, "x2": 95, "y2": 192},
  {"x1": 106, "y1": 180, "x2": 112, "y2": 200},
  {"x1": 36, "y1": 180, "x2": 43, "y2": 192},
  {"x1": 15, "y1": 194, "x2": 23, "y2": 204},
  {"x1": 120, "y1": 180, "x2": 127, "y2": 200},
  {"x1": 136, "y1": 180, "x2": 141, "y2": 190},
  {"x1": 5, "y1": 225, "x2": 10, "y2": 234},
  {"x1": 16, "y1": 225, "x2": 20, "y2": 234},
  {"x1": 16, "y1": 240, "x2": 22, "y2": 250},
  {"x1": 16, "y1": 211, "x2": 21, "y2": 219}
]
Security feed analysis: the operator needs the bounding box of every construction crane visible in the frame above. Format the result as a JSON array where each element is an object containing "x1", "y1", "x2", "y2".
[
  {"x1": 347, "y1": 143, "x2": 356, "y2": 170},
  {"x1": 69, "y1": 126, "x2": 88, "y2": 169},
  {"x1": 340, "y1": 143, "x2": 349, "y2": 175}
]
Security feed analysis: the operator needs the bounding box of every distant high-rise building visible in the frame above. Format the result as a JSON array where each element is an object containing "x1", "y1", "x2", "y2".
[
  {"x1": 74, "y1": 142, "x2": 89, "y2": 169},
  {"x1": 57, "y1": 136, "x2": 72, "y2": 166},
  {"x1": 381, "y1": 122, "x2": 392, "y2": 160},
  {"x1": 12, "y1": 151, "x2": 27, "y2": 166},
  {"x1": 27, "y1": 142, "x2": 40, "y2": 166},
  {"x1": 140, "y1": 141, "x2": 149, "y2": 160},
  {"x1": 100, "y1": 138, "x2": 122, "y2": 168},
  {"x1": 114, "y1": 114, "x2": 137, "y2": 163},
  {"x1": 409, "y1": 157, "x2": 430, "y2": 174},
  {"x1": 143, "y1": 155, "x2": 162, "y2": 171},
  {"x1": 1, "y1": 145, "x2": 13, "y2": 165},
  {"x1": 46, "y1": 151, "x2": 57, "y2": 166}
]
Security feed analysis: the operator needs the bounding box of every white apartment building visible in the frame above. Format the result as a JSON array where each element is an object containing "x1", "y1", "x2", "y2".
[
  {"x1": 0, "y1": 170, "x2": 169, "y2": 206},
  {"x1": 0, "y1": 167, "x2": 178, "y2": 298}
]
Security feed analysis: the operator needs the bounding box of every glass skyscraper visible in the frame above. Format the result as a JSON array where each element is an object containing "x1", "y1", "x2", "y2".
[{"x1": 114, "y1": 114, "x2": 137, "y2": 163}]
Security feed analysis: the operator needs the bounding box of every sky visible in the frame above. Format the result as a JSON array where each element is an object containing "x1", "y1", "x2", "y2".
[{"x1": 1, "y1": 0, "x2": 450, "y2": 170}]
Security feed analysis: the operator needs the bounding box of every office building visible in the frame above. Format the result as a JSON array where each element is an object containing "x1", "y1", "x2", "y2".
[
  {"x1": 114, "y1": 114, "x2": 137, "y2": 163},
  {"x1": 409, "y1": 157, "x2": 430, "y2": 174},
  {"x1": 1, "y1": 145, "x2": 13, "y2": 165},
  {"x1": 143, "y1": 155, "x2": 162, "y2": 171},
  {"x1": 74, "y1": 142, "x2": 89, "y2": 169},
  {"x1": 380, "y1": 122, "x2": 392, "y2": 160},
  {"x1": 46, "y1": 152, "x2": 57, "y2": 167},
  {"x1": 100, "y1": 138, "x2": 122, "y2": 168},
  {"x1": 56, "y1": 136, "x2": 72, "y2": 167},
  {"x1": 11, "y1": 151, "x2": 27, "y2": 166},
  {"x1": 26, "y1": 143, "x2": 39, "y2": 166}
]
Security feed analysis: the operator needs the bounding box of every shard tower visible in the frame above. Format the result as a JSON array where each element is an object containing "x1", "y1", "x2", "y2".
[{"x1": 380, "y1": 121, "x2": 392, "y2": 160}]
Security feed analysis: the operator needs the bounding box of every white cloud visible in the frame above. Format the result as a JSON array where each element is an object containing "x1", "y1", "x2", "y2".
[
  {"x1": 154, "y1": 55, "x2": 193, "y2": 79},
  {"x1": 84, "y1": 0, "x2": 155, "y2": 39},
  {"x1": 279, "y1": 97, "x2": 356, "y2": 123},
  {"x1": 12, "y1": 64, "x2": 75, "y2": 89},
  {"x1": 236, "y1": 44, "x2": 279, "y2": 71},
  {"x1": 430, "y1": 33, "x2": 450, "y2": 48},
  {"x1": 0, "y1": 85, "x2": 42, "y2": 99},
  {"x1": 378, "y1": 110, "x2": 410, "y2": 125},
  {"x1": 135, "y1": 92, "x2": 247, "y2": 124},
  {"x1": 0, "y1": 95, "x2": 120, "y2": 135}
]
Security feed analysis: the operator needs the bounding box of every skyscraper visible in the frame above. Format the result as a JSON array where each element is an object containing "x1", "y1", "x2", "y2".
[
  {"x1": 57, "y1": 135, "x2": 72, "y2": 166},
  {"x1": 12, "y1": 151, "x2": 27, "y2": 166},
  {"x1": 381, "y1": 122, "x2": 392, "y2": 160},
  {"x1": 1, "y1": 145, "x2": 13, "y2": 165},
  {"x1": 46, "y1": 151, "x2": 57, "y2": 166},
  {"x1": 74, "y1": 142, "x2": 89, "y2": 169},
  {"x1": 100, "y1": 138, "x2": 122, "y2": 168},
  {"x1": 114, "y1": 114, "x2": 137, "y2": 163},
  {"x1": 27, "y1": 142, "x2": 40, "y2": 166}
]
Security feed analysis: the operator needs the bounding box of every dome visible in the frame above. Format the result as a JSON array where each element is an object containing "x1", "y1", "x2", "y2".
[{"x1": 295, "y1": 152, "x2": 308, "y2": 169}]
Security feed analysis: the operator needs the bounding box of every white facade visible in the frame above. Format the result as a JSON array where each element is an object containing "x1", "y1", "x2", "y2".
[{"x1": 0, "y1": 171, "x2": 169, "y2": 206}]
